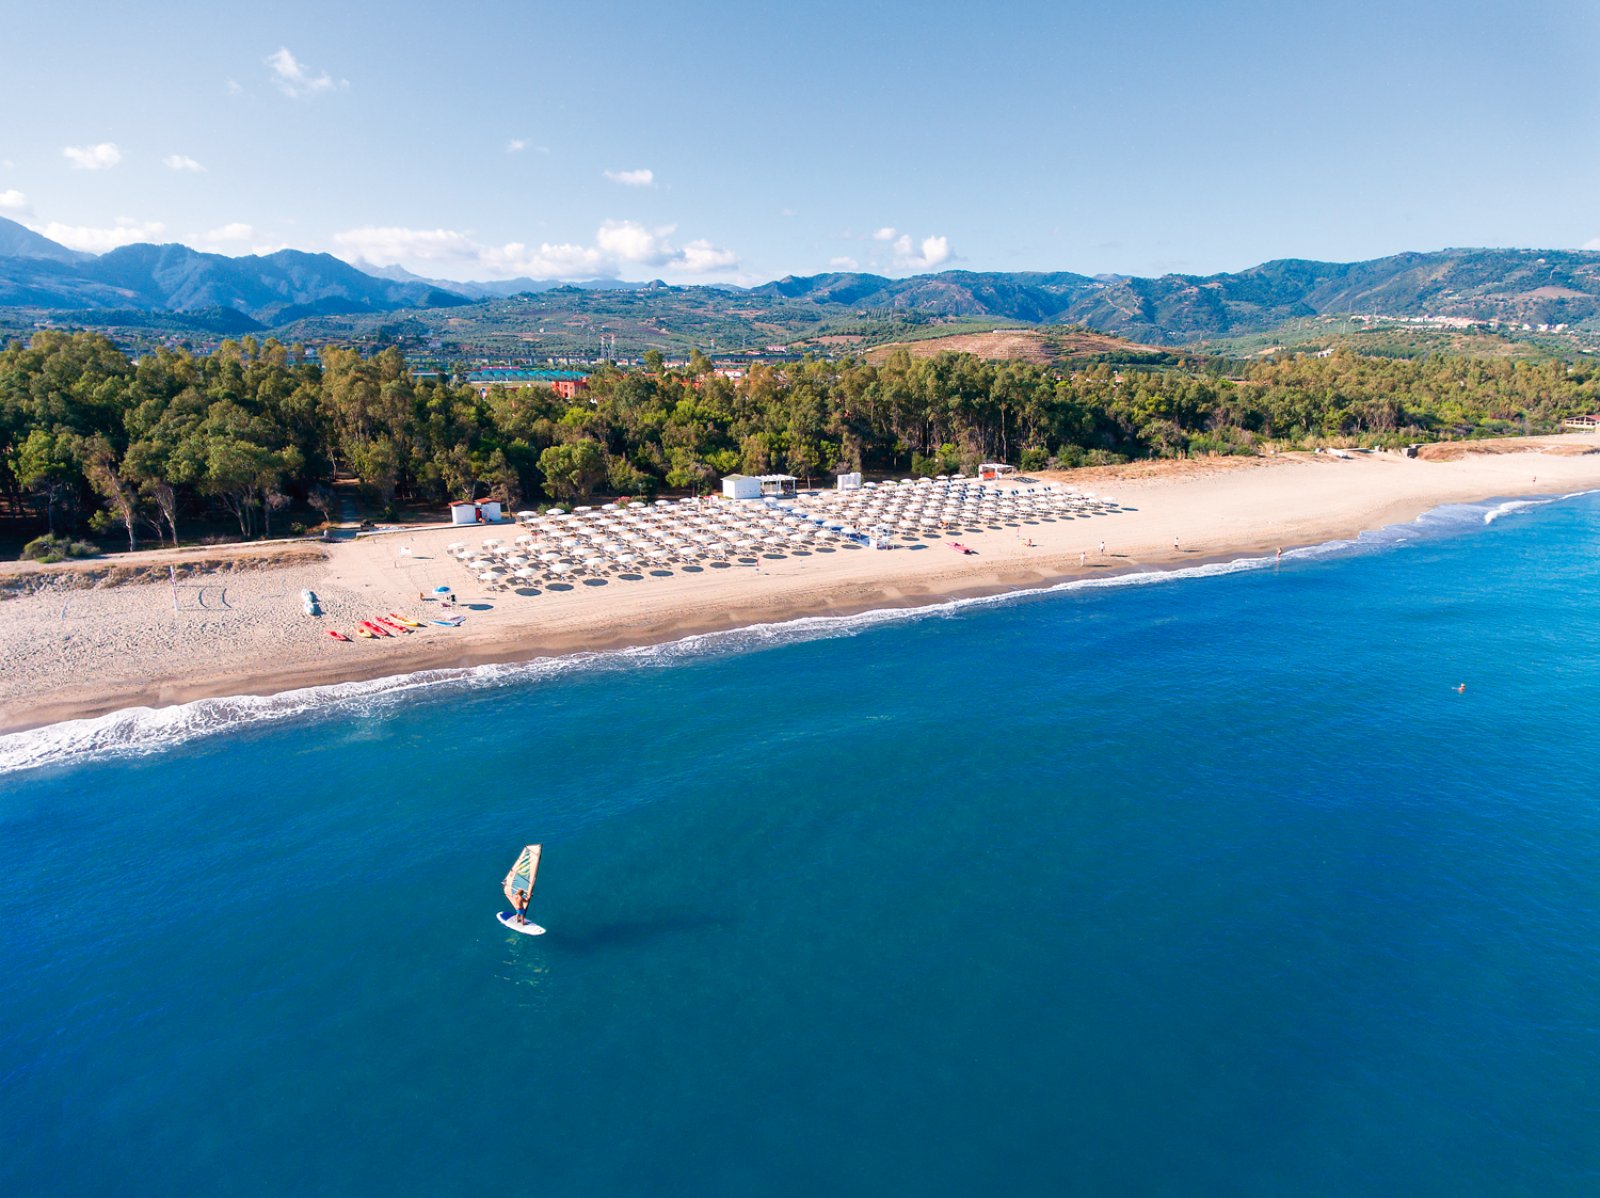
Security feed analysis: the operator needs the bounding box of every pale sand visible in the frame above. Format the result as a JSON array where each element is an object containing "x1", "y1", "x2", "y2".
[{"x1": 3, "y1": 435, "x2": 1598, "y2": 734}]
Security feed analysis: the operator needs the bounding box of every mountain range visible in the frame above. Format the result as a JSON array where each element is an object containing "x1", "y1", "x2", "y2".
[{"x1": 2, "y1": 216, "x2": 1598, "y2": 344}]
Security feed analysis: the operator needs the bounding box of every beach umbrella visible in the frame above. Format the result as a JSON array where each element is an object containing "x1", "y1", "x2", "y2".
[{"x1": 434, "y1": 585, "x2": 453, "y2": 594}]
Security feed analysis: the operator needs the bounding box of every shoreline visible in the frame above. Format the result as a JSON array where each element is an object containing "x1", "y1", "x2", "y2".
[{"x1": 4, "y1": 436, "x2": 1599, "y2": 740}]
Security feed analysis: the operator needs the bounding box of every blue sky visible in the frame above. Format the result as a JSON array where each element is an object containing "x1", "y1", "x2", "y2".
[{"x1": 1, "y1": 0, "x2": 1597, "y2": 283}]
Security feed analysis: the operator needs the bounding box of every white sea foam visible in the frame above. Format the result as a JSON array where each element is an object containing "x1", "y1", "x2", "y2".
[{"x1": 2, "y1": 488, "x2": 1592, "y2": 776}]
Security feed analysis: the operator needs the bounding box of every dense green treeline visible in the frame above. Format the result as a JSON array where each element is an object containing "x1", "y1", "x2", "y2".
[{"x1": 2, "y1": 331, "x2": 1596, "y2": 554}]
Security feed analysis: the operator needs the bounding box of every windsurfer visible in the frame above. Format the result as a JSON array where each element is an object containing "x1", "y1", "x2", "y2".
[{"x1": 515, "y1": 889, "x2": 528, "y2": 925}]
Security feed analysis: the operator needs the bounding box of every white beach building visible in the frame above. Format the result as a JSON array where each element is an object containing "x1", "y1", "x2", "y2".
[
  {"x1": 721, "y1": 475, "x2": 762, "y2": 500},
  {"x1": 449, "y1": 498, "x2": 504, "y2": 525}
]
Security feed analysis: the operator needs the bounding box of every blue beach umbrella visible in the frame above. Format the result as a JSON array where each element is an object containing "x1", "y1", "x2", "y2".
[{"x1": 434, "y1": 585, "x2": 453, "y2": 594}]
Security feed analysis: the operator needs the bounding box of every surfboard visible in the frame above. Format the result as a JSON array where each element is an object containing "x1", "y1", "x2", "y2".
[{"x1": 497, "y1": 912, "x2": 546, "y2": 935}]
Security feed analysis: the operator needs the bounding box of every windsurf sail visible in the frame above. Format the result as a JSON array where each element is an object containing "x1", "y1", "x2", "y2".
[{"x1": 503, "y1": 844, "x2": 542, "y2": 910}]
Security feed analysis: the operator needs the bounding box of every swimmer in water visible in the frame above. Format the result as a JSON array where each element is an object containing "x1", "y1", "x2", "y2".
[{"x1": 1455, "y1": 683, "x2": 1466, "y2": 694}]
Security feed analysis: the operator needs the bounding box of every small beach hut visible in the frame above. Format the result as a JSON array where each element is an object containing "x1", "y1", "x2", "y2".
[
  {"x1": 449, "y1": 498, "x2": 504, "y2": 525},
  {"x1": 721, "y1": 475, "x2": 762, "y2": 500}
]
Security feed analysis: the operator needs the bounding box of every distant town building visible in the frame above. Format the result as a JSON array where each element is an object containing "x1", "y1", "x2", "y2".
[
  {"x1": 1562, "y1": 414, "x2": 1600, "y2": 431},
  {"x1": 466, "y1": 368, "x2": 589, "y2": 400}
]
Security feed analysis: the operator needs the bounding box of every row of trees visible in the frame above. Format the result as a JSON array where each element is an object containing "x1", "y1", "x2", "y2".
[{"x1": 3, "y1": 331, "x2": 1597, "y2": 553}]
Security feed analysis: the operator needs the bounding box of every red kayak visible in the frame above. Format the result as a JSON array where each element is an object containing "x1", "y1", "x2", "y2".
[
  {"x1": 375, "y1": 616, "x2": 412, "y2": 634},
  {"x1": 948, "y1": 542, "x2": 975, "y2": 555},
  {"x1": 360, "y1": 620, "x2": 392, "y2": 638},
  {"x1": 326, "y1": 629, "x2": 351, "y2": 642}
]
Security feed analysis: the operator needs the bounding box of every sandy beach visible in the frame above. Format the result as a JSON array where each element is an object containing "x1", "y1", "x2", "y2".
[{"x1": 3, "y1": 434, "x2": 1598, "y2": 734}]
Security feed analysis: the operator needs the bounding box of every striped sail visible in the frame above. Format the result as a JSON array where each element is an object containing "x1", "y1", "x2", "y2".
[{"x1": 502, "y1": 844, "x2": 542, "y2": 909}]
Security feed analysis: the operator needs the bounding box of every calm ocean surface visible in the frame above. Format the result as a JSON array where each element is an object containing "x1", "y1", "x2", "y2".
[{"x1": 4, "y1": 494, "x2": 1599, "y2": 1196}]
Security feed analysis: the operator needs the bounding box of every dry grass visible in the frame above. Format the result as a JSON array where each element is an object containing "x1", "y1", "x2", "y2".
[{"x1": 863, "y1": 327, "x2": 1166, "y2": 366}]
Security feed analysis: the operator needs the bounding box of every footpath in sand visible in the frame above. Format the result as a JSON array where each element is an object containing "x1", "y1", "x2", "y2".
[{"x1": 3, "y1": 435, "x2": 1598, "y2": 734}]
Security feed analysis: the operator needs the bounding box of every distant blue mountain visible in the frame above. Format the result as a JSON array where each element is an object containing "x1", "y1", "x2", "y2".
[
  {"x1": 355, "y1": 260, "x2": 645, "y2": 298},
  {"x1": 4, "y1": 217, "x2": 1600, "y2": 342},
  {"x1": 0, "y1": 218, "x2": 469, "y2": 320}
]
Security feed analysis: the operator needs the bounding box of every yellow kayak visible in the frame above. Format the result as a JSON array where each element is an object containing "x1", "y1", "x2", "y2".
[{"x1": 386, "y1": 612, "x2": 423, "y2": 628}]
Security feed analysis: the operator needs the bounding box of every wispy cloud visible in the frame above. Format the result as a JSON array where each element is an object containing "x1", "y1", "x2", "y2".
[
  {"x1": 0, "y1": 188, "x2": 30, "y2": 214},
  {"x1": 873, "y1": 226, "x2": 898, "y2": 241},
  {"x1": 265, "y1": 47, "x2": 345, "y2": 100},
  {"x1": 191, "y1": 223, "x2": 284, "y2": 254},
  {"x1": 331, "y1": 219, "x2": 738, "y2": 281},
  {"x1": 603, "y1": 168, "x2": 655, "y2": 188},
  {"x1": 829, "y1": 256, "x2": 860, "y2": 271},
  {"x1": 196, "y1": 223, "x2": 255, "y2": 246},
  {"x1": 163, "y1": 153, "x2": 207, "y2": 173},
  {"x1": 36, "y1": 217, "x2": 165, "y2": 252},
  {"x1": 62, "y1": 142, "x2": 122, "y2": 171},
  {"x1": 225, "y1": 79, "x2": 243, "y2": 96}
]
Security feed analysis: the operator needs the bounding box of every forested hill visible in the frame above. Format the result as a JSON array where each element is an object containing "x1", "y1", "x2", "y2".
[
  {"x1": 754, "y1": 249, "x2": 1600, "y2": 343},
  {"x1": 3, "y1": 217, "x2": 1600, "y2": 345}
]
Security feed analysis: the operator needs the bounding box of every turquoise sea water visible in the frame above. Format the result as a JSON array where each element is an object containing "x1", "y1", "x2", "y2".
[{"x1": 4, "y1": 494, "x2": 1600, "y2": 1196}]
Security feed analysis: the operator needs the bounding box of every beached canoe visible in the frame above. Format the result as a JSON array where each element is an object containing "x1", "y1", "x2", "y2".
[
  {"x1": 386, "y1": 613, "x2": 422, "y2": 628},
  {"x1": 375, "y1": 616, "x2": 412, "y2": 634},
  {"x1": 355, "y1": 627, "x2": 376, "y2": 639},
  {"x1": 429, "y1": 616, "x2": 466, "y2": 628},
  {"x1": 360, "y1": 620, "x2": 392, "y2": 638},
  {"x1": 326, "y1": 629, "x2": 351, "y2": 642}
]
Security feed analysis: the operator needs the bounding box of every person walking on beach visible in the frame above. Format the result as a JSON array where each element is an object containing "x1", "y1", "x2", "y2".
[
  {"x1": 1080, "y1": 551, "x2": 1086, "y2": 567},
  {"x1": 1099, "y1": 540, "x2": 1106, "y2": 556},
  {"x1": 1173, "y1": 536, "x2": 1180, "y2": 552}
]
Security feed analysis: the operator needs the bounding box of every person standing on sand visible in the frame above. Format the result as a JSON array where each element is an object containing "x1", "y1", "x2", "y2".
[
  {"x1": 1173, "y1": 536, "x2": 1180, "y2": 552},
  {"x1": 1080, "y1": 551, "x2": 1086, "y2": 567},
  {"x1": 1099, "y1": 540, "x2": 1106, "y2": 556}
]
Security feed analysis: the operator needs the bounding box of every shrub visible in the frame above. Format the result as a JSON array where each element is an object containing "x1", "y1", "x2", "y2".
[{"x1": 21, "y1": 534, "x2": 99, "y2": 564}]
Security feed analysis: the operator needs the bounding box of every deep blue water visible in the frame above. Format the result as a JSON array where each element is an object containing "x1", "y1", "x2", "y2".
[{"x1": 4, "y1": 494, "x2": 1600, "y2": 1196}]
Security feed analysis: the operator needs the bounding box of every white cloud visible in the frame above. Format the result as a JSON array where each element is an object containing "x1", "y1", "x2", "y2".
[
  {"x1": 780, "y1": 207, "x2": 798, "y2": 218},
  {"x1": 678, "y1": 239, "x2": 740, "y2": 274},
  {"x1": 873, "y1": 226, "x2": 898, "y2": 241},
  {"x1": 37, "y1": 217, "x2": 165, "y2": 252},
  {"x1": 829, "y1": 256, "x2": 860, "y2": 271},
  {"x1": 330, "y1": 219, "x2": 739, "y2": 281},
  {"x1": 265, "y1": 47, "x2": 345, "y2": 99},
  {"x1": 507, "y1": 138, "x2": 527, "y2": 153},
  {"x1": 603, "y1": 168, "x2": 655, "y2": 188},
  {"x1": 0, "y1": 188, "x2": 29, "y2": 214},
  {"x1": 62, "y1": 142, "x2": 122, "y2": 171},
  {"x1": 163, "y1": 153, "x2": 207, "y2": 173},
  {"x1": 225, "y1": 79, "x2": 243, "y2": 96},
  {"x1": 887, "y1": 232, "x2": 952, "y2": 272},
  {"x1": 191, "y1": 223, "x2": 286, "y2": 255}
]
